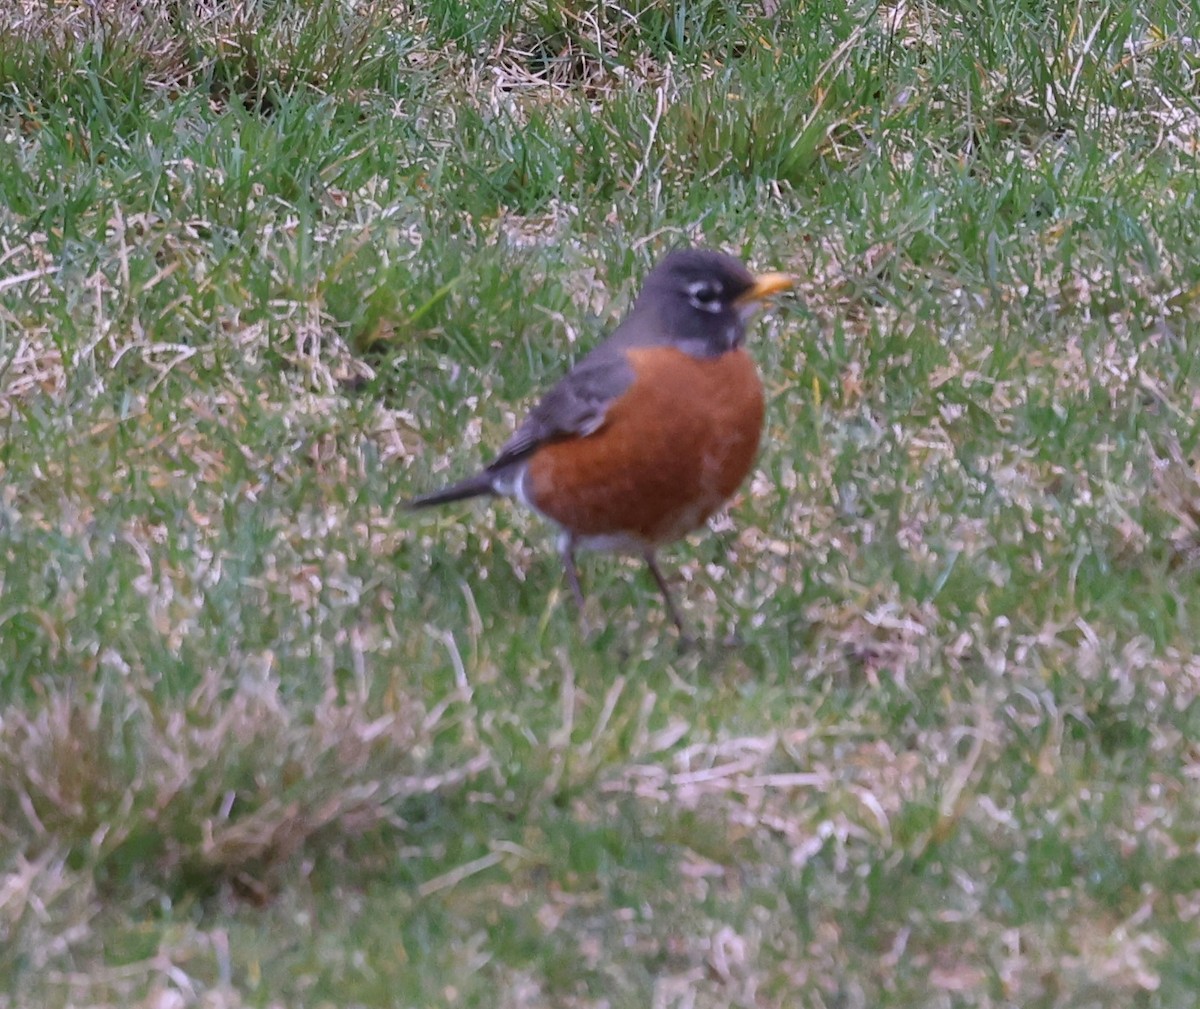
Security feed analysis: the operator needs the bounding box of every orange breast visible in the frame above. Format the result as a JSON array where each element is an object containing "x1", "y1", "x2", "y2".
[{"x1": 525, "y1": 346, "x2": 764, "y2": 545}]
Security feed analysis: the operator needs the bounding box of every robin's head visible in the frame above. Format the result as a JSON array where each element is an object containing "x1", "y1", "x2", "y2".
[{"x1": 632, "y1": 249, "x2": 794, "y2": 357}]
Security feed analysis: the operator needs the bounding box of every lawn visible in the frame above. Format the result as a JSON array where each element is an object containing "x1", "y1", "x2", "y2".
[{"x1": 2, "y1": 0, "x2": 1200, "y2": 1005}]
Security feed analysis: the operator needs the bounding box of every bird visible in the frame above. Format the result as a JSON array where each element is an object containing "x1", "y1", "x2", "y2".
[{"x1": 408, "y1": 248, "x2": 793, "y2": 637}]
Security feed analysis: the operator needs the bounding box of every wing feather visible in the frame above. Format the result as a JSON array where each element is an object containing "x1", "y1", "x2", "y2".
[{"x1": 486, "y1": 351, "x2": 634, "y2": 472}]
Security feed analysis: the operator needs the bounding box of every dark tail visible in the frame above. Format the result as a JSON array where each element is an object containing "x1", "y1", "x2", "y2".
[{"x1": 407, "y1": 471, "x2": 497, "y2": 509}]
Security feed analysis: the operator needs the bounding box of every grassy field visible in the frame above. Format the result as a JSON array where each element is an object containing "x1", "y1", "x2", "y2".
[{"x1": 2, "y1": 0, "x2": 1200, "y2": 1005}]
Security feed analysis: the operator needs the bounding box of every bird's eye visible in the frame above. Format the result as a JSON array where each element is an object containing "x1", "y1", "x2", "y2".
[{"x1": 687, "y1": 280, "x2": 723, "y2": 313}]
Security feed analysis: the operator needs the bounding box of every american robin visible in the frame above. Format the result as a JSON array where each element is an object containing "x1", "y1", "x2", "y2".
[{"x1": 409, "y1": 248, "x2": 793, "y2": 636}]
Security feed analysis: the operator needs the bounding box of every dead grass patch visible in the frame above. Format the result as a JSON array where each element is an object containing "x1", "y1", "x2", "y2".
[{"x1": 0, "y1": 663, "x2": 488, "y2": 888}]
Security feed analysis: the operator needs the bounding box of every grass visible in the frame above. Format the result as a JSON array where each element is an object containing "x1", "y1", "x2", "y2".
[{"x1": 2, "y1": 0, "x2": 1200, "y2": 1004}]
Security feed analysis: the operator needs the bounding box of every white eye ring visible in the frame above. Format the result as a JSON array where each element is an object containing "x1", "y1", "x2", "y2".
[{"x1": 687, "y1": 279, "x2": 723, "y2": 313}]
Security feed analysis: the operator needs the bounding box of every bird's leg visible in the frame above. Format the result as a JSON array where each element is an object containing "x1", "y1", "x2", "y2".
[
  {"x1": 643, "y1": 551, "x2": 690, "y2": 641},
  {"x1": 560, "y1": 537, "x2": 589, "y2": 632}
]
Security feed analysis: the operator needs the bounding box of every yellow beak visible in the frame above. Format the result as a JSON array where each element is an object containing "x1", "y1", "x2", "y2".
[{"x1": 735, "y1": 271, "x2": 795, "y2": 307}]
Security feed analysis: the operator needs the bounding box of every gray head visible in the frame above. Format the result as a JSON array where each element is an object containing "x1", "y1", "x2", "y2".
[{"x1": 628, "y1": 249, "x2": 793, "y2": 358}]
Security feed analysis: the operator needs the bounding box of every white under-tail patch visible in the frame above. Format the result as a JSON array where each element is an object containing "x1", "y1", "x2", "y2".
[{"x1": 494, "y1": 466, "x2": 528, "y2": 501}]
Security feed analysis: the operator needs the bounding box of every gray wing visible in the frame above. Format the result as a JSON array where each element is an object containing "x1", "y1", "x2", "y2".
[{"x1": 486, "y1": 350, "x2": 635, "y2": 473}]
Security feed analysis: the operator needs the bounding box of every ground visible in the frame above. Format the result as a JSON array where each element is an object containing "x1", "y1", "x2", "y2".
[{"x1": 2, "y1": 0, "x2": 1200, "y2": 1006}]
